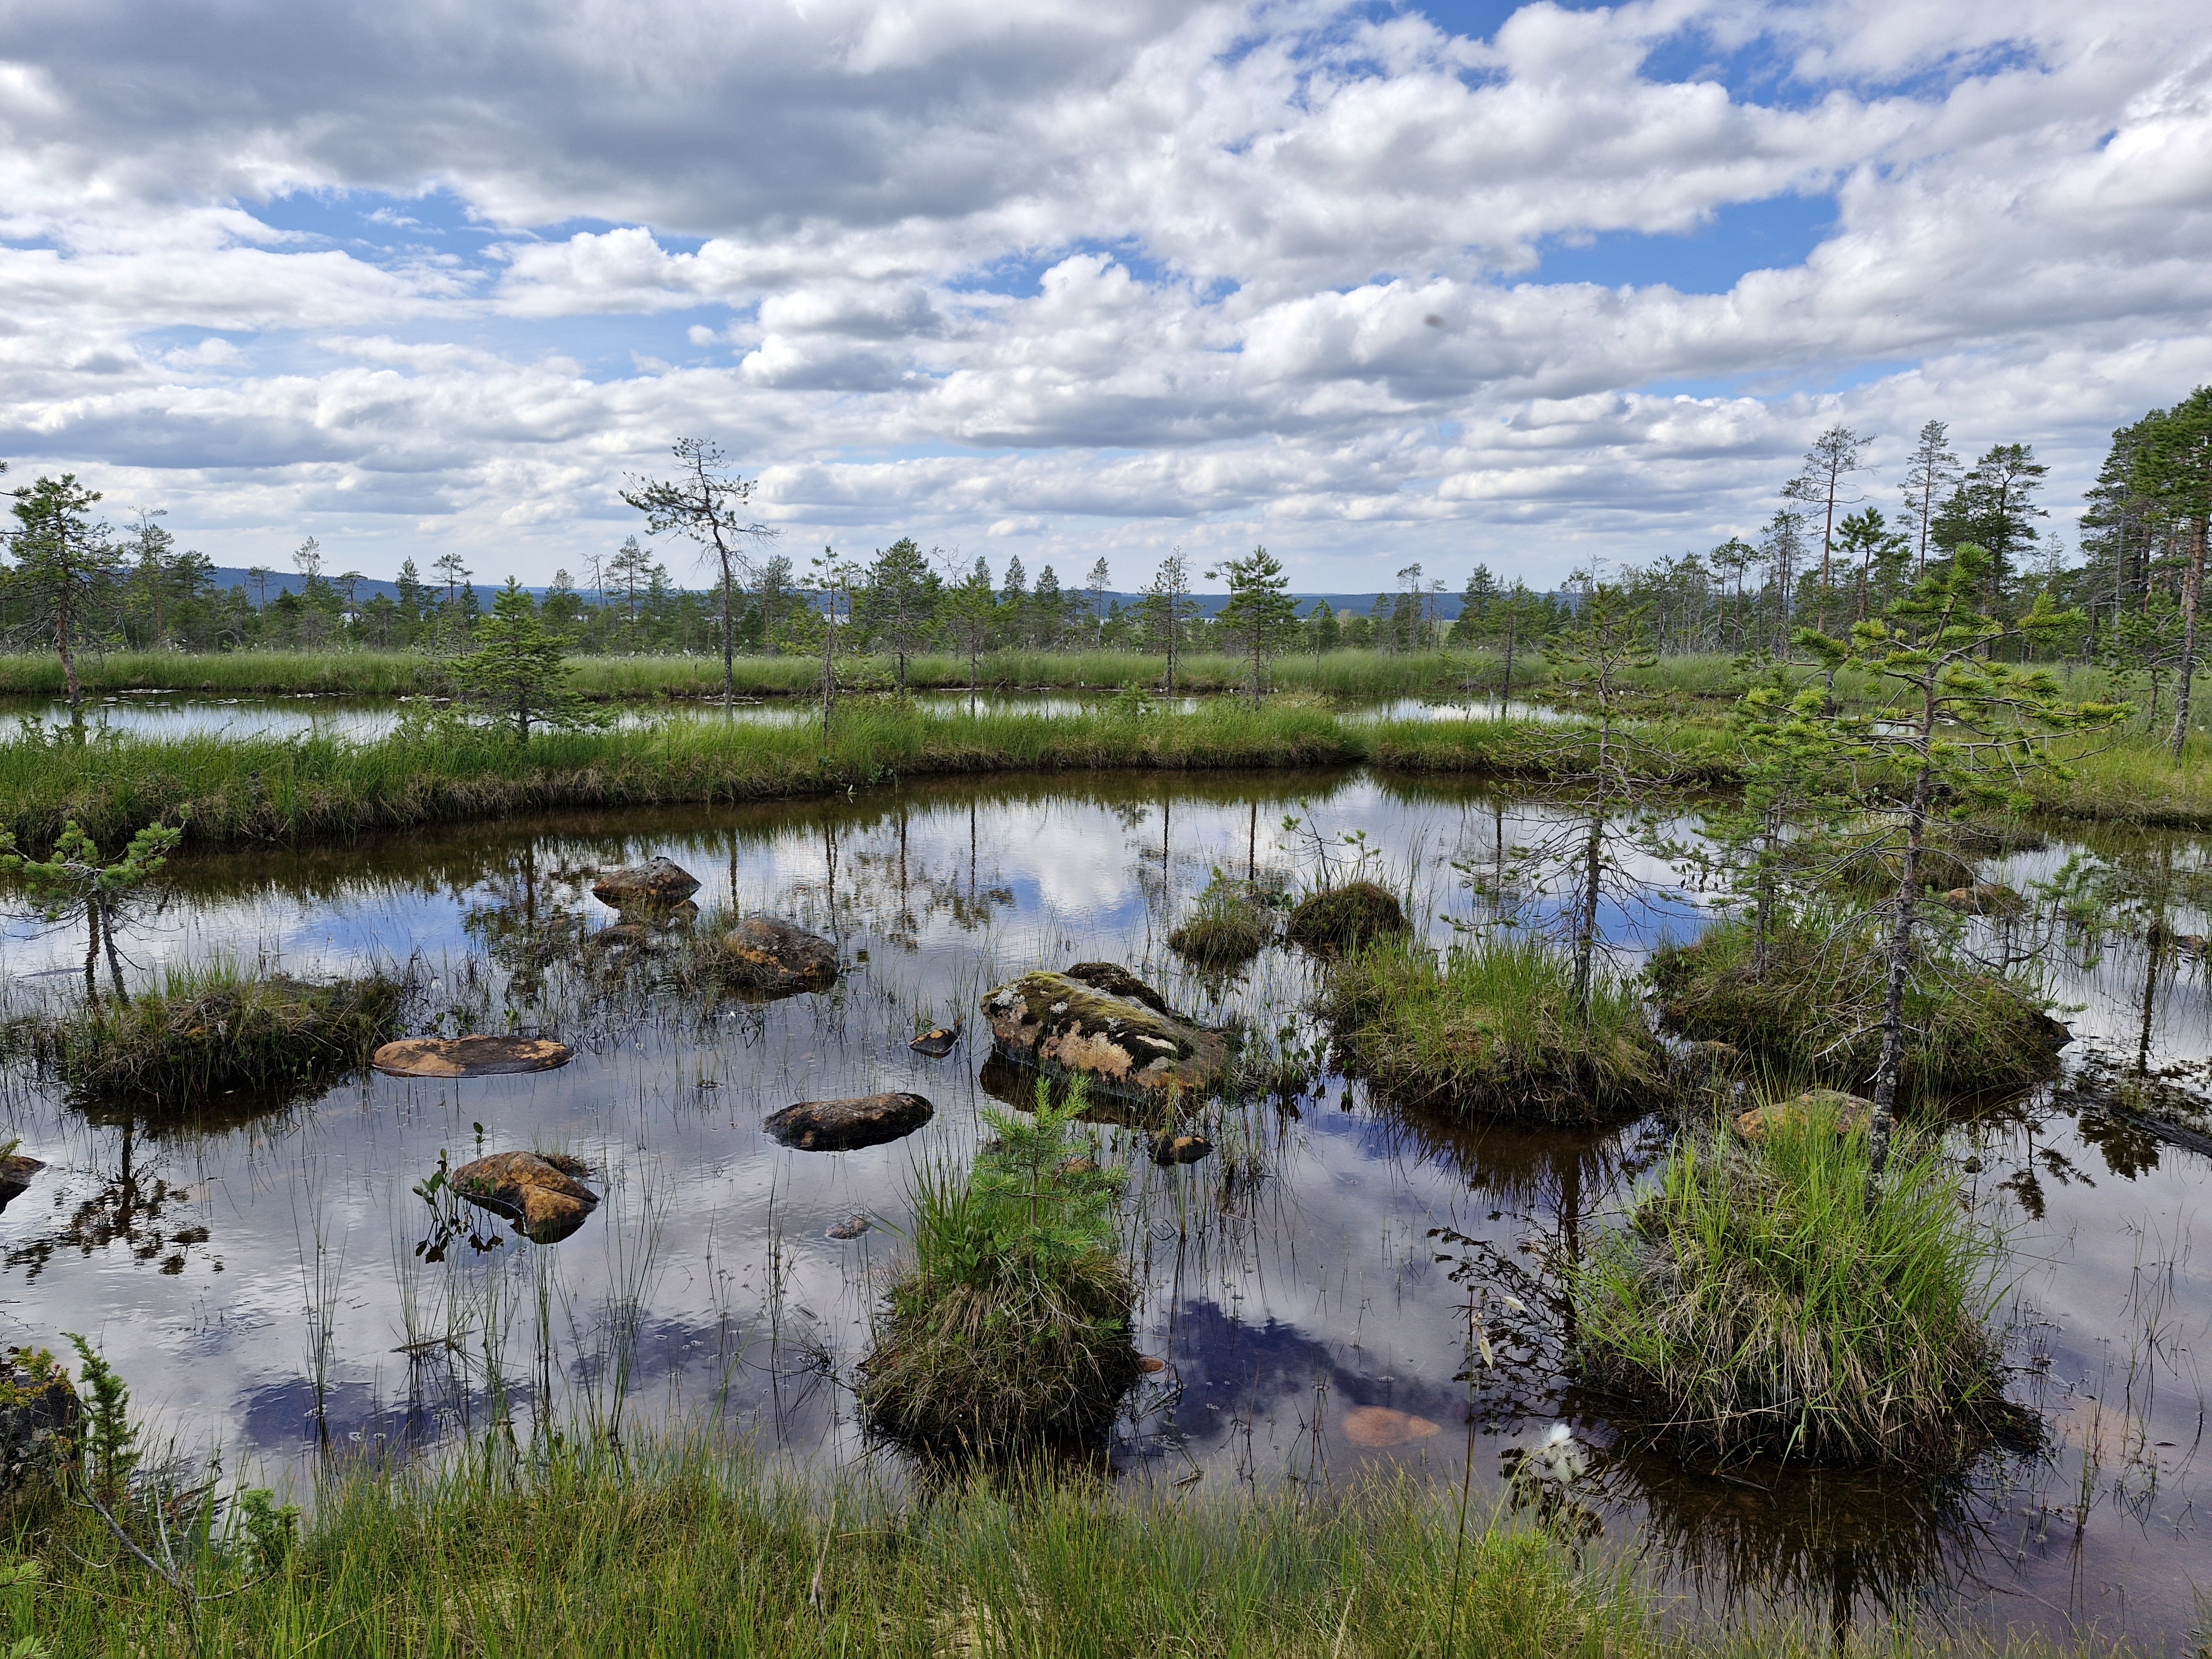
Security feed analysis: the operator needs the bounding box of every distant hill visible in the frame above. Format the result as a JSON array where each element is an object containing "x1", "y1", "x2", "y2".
[{"x1": 205, "y1": 568, "x2": 1474, "y2": 620}]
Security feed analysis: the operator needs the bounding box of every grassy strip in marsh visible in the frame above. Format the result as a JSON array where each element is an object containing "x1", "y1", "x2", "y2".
[{"x1": 3, "y1": 1432, "x2": 2125, "y2": 1658}]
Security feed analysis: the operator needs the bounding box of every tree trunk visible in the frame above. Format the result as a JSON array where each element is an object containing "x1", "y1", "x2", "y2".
[
  {"x1": 719, "y1": 553, "x2": 737, "y2": 714},
  {"x1": 1869, "y1": 751, "x2": 1935, "y2": 1188},
  {"x1": 58, "y1": 586, "x2": 81, "y2": 717},
  {"x1": 821, "y1": 585, "x2": 836, "y2": 744},
  {"x1": 84, "y1": 905, "x2": 100, "y2": 1004},
  {"x1": 2169, "y1": 515, "x2": 2207, "y2": 761}
]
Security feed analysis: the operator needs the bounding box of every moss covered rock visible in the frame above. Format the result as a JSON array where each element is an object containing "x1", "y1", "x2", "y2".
[{"x1": 982, "y1": 967, "x2": 1227, "y2": 1097}]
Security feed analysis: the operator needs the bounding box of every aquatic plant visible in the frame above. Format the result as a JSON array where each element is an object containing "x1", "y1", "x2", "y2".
[
  {"x1": 1317, "y1": 934, "x2": 1665, "y2": 1123},
  {"x1": 1648, "y1": 913, "x2": 2064, "y2": 1099},
  {"x1": 1574, "y1": 1098, "x2": 2010, "y2": 1467},
  {"x1": 21, "y1": 961, "x2": 408, "y2": 1108},
  {"x1": 858, "y1": 1082, "x2": 1139, "y2": 1460}
]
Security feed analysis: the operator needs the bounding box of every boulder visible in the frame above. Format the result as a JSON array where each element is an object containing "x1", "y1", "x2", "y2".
[
  {"x1": 764, "y1": 1092, "x2": 934, "y2": 1151},
  {"x1": 718, "y1": 916, "x2": 838, "y2": 994},
  {"x1": 1064, "y1": 962, "x2": 1175, "y2": 1016},
  {"x1": 1734, "y1": 1088, "x2": 1875, "y2": 1141},
  {"x1": 1150, "y1": 1132, "x2": 1213, "y2": 1166},
  {"x1": 451, "y1": 1151, "x2": 598, "y2": 1242},
  {"x1": 372, "y1": 1035, "x2": 573, "y2": 1078},
  {"x1": 0, "y1": 1152, "x2": 44, "y2": 1215},
  {"x1": 982, "y1": 968, "x2": 1228, "y2": 1097},
  {"x1": 591, "y1": 857, "x2": 701, "y2": 908},
  {"x1": 1942, "y1": 883, "x2": 2023, "y2": 915},
  {"x1": 0, "y1": 1349, "x2": 80, "y2": 1497},
  {"x1": 909, "y1": 1025, "x2": 961, "y2": 1058}
]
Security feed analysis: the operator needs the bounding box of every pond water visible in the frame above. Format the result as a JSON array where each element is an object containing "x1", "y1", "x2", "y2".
[
  {"x1": 0, "y1": 770, "x2": 2207, "y2": 1647},
  {"x1": 0, "y1": 691, "x2": 1571, "y2": 742}
]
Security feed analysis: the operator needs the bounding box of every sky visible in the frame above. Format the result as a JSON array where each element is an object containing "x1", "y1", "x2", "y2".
[{"x1": 1, "y1": 0, "x2": 2209, "y2": 594}]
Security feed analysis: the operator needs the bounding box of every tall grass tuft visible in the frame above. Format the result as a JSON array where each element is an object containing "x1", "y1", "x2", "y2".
[
  {"x1": 1318, "y1": 935, "x2": 1666, "y2": 1123},
  {"x1": 15, "y1": 961, "x2": 408, "y2": 1108},
  {"x1": 858, "y1": 1083, "x2": 1140, "y2": 1460},
  {"x1": 1648, "y1": 915, "x2": 2064, "y2": 1099},
  {"x1": 1574, "y1": 1099, "x2": 2010, "y2": 1468}
]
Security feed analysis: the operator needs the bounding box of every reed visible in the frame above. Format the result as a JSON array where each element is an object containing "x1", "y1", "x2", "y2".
[
  {"x1": 1317, "y1": 935, "x2": 1666, "y2": 1124},
  {"x1": 1574, "y1": 1100, "x2": 2011, "y2": 1468}
]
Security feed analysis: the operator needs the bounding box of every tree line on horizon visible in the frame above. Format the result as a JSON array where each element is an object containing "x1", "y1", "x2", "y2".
[{"x1": 1, "y1": 388, "x2": 2206, "y2": 687}]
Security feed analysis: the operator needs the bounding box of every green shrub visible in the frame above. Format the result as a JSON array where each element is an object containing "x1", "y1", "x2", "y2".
[
  {"x1": 28, "y1": 963, "x2": 407, "y2": 1108},
  {"x1": 1285, "y1": 880, "x2": 1408, "y2": 952},
  {"x1": 858, "y1": 1083, "x2": 1139, "y2": 1460},
  {"x1": 1317, "y1": 935, "x2": 1665, "y2": 1124},
  {"x1": 1574, "y1": 1100, "x2": 2008, "y2": 1467},
  {"x1": 1648, "y1": 915, "x2": 2063, "y2": 1098}
]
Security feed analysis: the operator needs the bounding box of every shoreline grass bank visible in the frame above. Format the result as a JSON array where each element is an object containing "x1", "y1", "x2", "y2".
[
  {"x1": 4, "y1": 703, "x2": 2212, "y2": 855},
  {"x1": 1, "y1": 1432, "x2": 2147, "y2": 1657}
]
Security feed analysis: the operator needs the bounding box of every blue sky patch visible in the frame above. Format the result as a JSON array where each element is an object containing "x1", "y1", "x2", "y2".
[{"x1": 1531, "y1": 191, "x2": 1834, "y2": 294}]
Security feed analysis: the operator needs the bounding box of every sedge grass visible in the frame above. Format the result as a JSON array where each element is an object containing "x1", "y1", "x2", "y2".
[
  {"x1": 1574, "y1": 1101, "x2": 2010, "y2": 1468},
  {"x1": 11, "y1": 961, "x2": 408, "y2": 1108},
  {"x1": 1648, "y1": 915, "x2": 2063, "y2": 1099},
  {"x1": 1318, "y1": 934, "x2": 1666, "y2": 1124},
  {"x1": 858, "y1": 1087, "x2": 1139, "y2": 1460}
]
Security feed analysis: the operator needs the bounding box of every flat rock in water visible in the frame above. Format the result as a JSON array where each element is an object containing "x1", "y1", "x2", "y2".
[
  {"x1": 719, "y1": 916, "x2": 839, "y2": 994},
  {"x1": 373, "y1": 1036, "x2": 573, "y2": 1078},
  {"x1": 452, "y1": 1150, "x2": 598, "y2": 1242},
  {"x1": 764, "y1": 1092, "x2": 933, "y2": 1151},
  {"x1": 1734, "y1": 1088, "x2": 1875, "y2": 1141},
  {"x1": 1151, "y1": 1132, "x2": 1213, "y2": 1166},
  {"x1": 591, "y1": 857, "x2": 701, "y2": 907},
  {"x1": 909, "y1": 1025, "x2": 960, "y2": 1058},
  {"x1": 982, "y1": 967, "x2": 1227, "y2": 1097},
  {"x1": 1342, "y1": 1406, "x2": 1441, "y2": 1448}
]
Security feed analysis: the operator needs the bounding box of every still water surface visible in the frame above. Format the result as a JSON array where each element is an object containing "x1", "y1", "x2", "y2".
[{"x1": 0, "y1": 769, "x2": 2206, "y2": 1645}]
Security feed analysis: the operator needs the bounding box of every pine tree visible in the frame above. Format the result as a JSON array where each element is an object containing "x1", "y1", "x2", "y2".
[
  {"x1": 453, "y1": 578, "x2": 606, "y2": 740},
  {"x1": 621, "y1": 438, "x2": 779, "y2": 711},
  {"x1": 1139, "y1": 551, "x2": 1196, "y2": 694},
  {"x1": 1207, "y1": 544, "x2": 1301, "y2": 702},
  {"x1": 5, "y1": 475, "x2": 121, "y2": 718},
  {"x1": 2132, "y1": 388, "x2": 2212, "y2": 758},
  {"x1": 1900, "y1": 420, "x2": 1961, "y2": 578}
]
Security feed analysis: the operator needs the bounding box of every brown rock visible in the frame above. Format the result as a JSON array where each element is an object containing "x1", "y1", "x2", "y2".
[
  {"x1": 719, "y1": 916, "x2": 839, "y2": 995},
  {"x1": 1734, "y1": 1088, "x2": 1875, "y2": 1141},
  {"x1": 1941, "y1": 883, "x2": 2022, "y2": 915},
  {"x1": 763, "y1": 1092, "x2": 934, "y2": 1151},
  {"x1": 0, "y1": 1154, "x2": 44, "y2": 1215},
  {"x1": 1150, "y1": 1132, "x2": 1213, "y2": 1166},
  {"x1": 1342, "y1": 1406, "x2": 1442, "y2": 1448},
  {"x1": 591, "y1": 857, "x2": 701, "y2": 908},
  {"x1": 452, "y1": 1151, "x2": 598, "y2": 1242},
  {"x1": 372, "y1": 1036, "x2": 573, "y2": 1078},
  {"x1": 909, "y1": 1025, "x2": 961, "y2": 1058},
  {"x1": 1064, "y1": 962, "x2": 1174, "y2": 1016},
  {"x1": 982, "y1": 968, "x2": 1228, "y2": 1097}
]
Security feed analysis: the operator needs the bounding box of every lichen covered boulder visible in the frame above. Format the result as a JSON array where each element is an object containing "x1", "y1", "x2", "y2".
[
  {"x1": 591, "y1": 856, "x2": 701, "y2": 908},
  {"x1": 983, "y1": 968, "x2": 1227, "y2": 1097},
  {"x1": 718, "y1": 916, "x2": 839, "y2": 995},
  {"x1": 764, "y1": 1092, "x2": 934, "y2": 1151},
  {"x1": 452, "y1": 1150, "x2": 598, "y2": 1242}
]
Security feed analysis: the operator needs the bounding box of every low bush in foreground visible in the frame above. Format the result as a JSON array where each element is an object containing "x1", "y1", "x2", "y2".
[
  {"x1": 858, "y1": 1087, "x2": 1140, "y2": 1460},
  {"x1": 1648, "y1": 916, "x2": 2064, "y2": 1098},
  {"x1": 1575, "y1": 1100, "x2": 2010, "y2": 1468},
  {"x1": 1318, "y1": 935, "x2": 1666, "y2": 1124},
  {"x1": 18, "y1": 963, "x2": 407, "y2": 1108}
]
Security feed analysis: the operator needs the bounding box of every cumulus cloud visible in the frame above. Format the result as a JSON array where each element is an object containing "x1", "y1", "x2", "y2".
[{"x1": 0, "y1": 0, "x2": 2206, "y2": 586}]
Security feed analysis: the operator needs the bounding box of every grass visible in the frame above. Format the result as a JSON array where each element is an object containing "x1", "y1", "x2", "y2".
[
  {"x1": 1574, "y1": 1099, "x2": 2011, "y2": 1468},
  {"x1": 7, "y1": 962, "x2": 407, "y2": 1108},
  {"x1": 1285, "y1": 880, "x2": 1410, "y2": 952},
  {"x1": 1318, "y1": 934, "x2": 1667, "y2": 1123},
  {"x1": 857, "y1": 1086, "x2": 1140, "y2": 1461},
  {"x1": 1648, "y1": 915, "x2": 2064, "y2": 1099}
]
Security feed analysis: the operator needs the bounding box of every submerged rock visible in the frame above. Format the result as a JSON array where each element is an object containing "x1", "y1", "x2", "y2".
[
  {"x1": 982, "y1": 968, "x2": 1228, "y2": 1097},
  {"x1": 591, "y1": 857, "x2": 701, "y2": 908},
  {"x1": 1150, "y1": 1132, "x2": 1213, "y2": 1166},
  {"x1": 372, "y1": 1035, "x2": 573, "y2": 1078},
  {"x1": 1286, "y1": 881, "x2": 1408, "y2": 952},
  {"x1": 718, "y1": 916, "x2": 839, "y2": 995},
  {"x1": 452, "y1": 1150, "x2": 598, "y2": 1242},
  {"x1": 827, "y1": 1214, "x2": 872, "y2": 1240},
  {"x1": 909, "y1": 1025, "x2": 961, "y2": 1058},
  {"x1": 764, "y1": 1092, "x2": 934, "y2": 1151},
  {"x1": 1342, "y1": 1405, "x2": 1441, "y2": 1448},
  {"x1": 1734, "y1": 1088, "x2": 1875, "y2": 1141}
]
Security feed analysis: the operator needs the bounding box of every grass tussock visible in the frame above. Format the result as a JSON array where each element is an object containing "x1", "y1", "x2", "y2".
[
  {"x1": 1285, "y1": 879, "x2": 1410, "y2": 952},
  {"x1": 1574, "y1": 1100, "x2": 2010, "y2": 1468},
  {"x1": 1318, "y1": 935, "x2": 1666, "y2": 1124},
  {"x1": 1168, "y1": 874, "x2": 1278, "y2": 967},
  {"x1": 18, "y1": 963, "x2": 406, "y2": 1108},
  {"x1": 858, "y1": 1085, "x2": 1140, "y2": 1460},
  {"x1": 1648, "y1": 916, "x2": 2063, "y2": 1099}
]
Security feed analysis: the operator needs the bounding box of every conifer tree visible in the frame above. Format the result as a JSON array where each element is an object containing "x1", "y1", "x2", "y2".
[
  {"x1": 453, "y1": 578, "x2": 606, "y2": 740},
  {"x1": 1207, "y1": 544, "x2": 1300, "y2": 702},
  {"x1": 5, "y1": 474, "x2": 121, "y2": 718}
]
